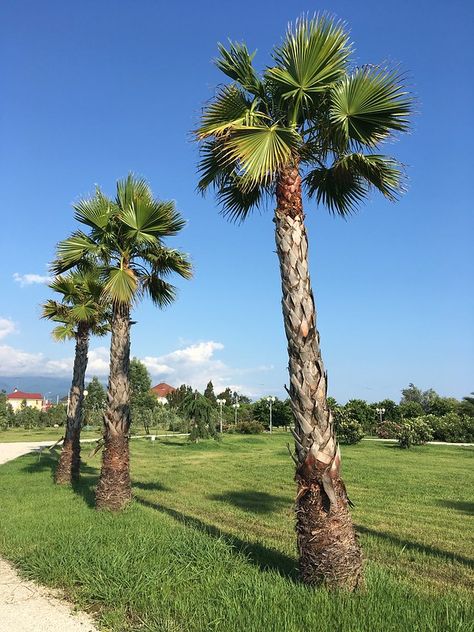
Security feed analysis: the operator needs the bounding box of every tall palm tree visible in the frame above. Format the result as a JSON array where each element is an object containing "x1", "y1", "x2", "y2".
[
  {"x1": 195, "y1": 15, "x2": 412, "y2": 589},
  {"x1": 53, "y1": 175, "x2": 192, "y2": 510},
  {"x1": 42, "y1": 269, "x2": 110, "y2": 484}
]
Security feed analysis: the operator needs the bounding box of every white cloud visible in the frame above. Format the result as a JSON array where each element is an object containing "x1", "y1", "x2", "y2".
[
  {"x1": 13, "y1": 272, "x2": 52, "y2": 287},
  {"x1": 0, "y1": 339, "x2": 275, "y2": 398},
  {"x1": 0, "y1": 318, "x2": 17, "y2": 340}
]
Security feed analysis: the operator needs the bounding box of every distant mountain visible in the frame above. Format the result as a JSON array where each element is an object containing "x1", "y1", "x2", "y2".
[{"x1": 0, "y1": 376, "x2": 73, "y2": 402}]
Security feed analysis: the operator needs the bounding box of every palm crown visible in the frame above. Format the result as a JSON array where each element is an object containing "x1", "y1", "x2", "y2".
[
  {"x1": 42, "y1": 269, "x2": 110, "y2": 341},
  {"x1": 53, "y1": 174, "x2": 192, "y2": 306},
  {"x1": 196, "y1": 15, "x2": 412, "y2": 219}
]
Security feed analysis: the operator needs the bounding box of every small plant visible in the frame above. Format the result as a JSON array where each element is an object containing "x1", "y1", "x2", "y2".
[
  {"x1": 397, "y1": 418, "x2": 433, "y2": 448},
  {"x1": 333, "y1": 408, "x2": 364, "y2": 445},
  {"x1": 232, "y1": 421, "x2": 264, "y2": 434}
]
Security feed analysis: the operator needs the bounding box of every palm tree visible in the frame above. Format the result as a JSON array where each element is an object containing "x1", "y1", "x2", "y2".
[
  {"x1": 195, "y1": 15, "x2": 412, "y2": 589},
  {"x1": 42, "y1": 269, "x2": 109, "y2": 484},
  {"x1": 53, "y1": 175, "x2": 192, "y2": 510}
]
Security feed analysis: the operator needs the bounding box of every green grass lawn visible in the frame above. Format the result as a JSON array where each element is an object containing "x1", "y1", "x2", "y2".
[
  {"x1": 0, "y1": 435, "x2": 472, "y2": 631},
  {"x1": 0, "y1": 426, "x2": 185, "y2": 442}
]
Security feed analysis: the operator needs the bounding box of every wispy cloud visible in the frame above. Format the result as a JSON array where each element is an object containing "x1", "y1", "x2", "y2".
[
  {"x1": 0, "y1": 318, "x2": 17, "y2": 340},
  {"x1": 0, "y1": 338, "x2": 275, "y2": 398},
  {"x1": 13, "y1": 272, "x2": 52, "y2": 287}
]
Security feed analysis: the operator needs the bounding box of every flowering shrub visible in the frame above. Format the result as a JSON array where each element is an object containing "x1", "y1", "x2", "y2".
[
  {"x1": 428, "y1": 413, "x2": 474, "y2": 443},
  {"x1": 333, "y1": 408, "x2": 364, "y2": 444},
  {"x1": 397, "y1": 418, "x2": 433, "y2": 449},
  {"x1": 376, "y1": 420, "x2": 402, "y2": 439}
]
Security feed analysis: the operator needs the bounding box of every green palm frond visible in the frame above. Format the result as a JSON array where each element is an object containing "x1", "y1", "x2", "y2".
[
  {"x1": 197, "y1": 139, "x2": 236, "y2": 192},
  {"x1": 141, "y1": 276, "x2": 177, "y2": 307},
  {"x1": 330, "y1": 67, "x2": 411, "y2": 147},
  {"x1": 217, "y1": 176, "x2": 269, "y2": 222},
  {"x1": 223, "y1": 125, "x2": 301, "y2": 189},
  {"x1": 73, "y1": 189, "x2": 113, "y2": 230},
  {"x1": 116, "y1": 174, "x2": 153, "y2": 212},
  {"x1": 140, "y1": 248, "x2": 193, "y2": 280},
  {"x1": 305, "y1": 152, "x2": 404, "y2": 215},
  {"x1": 198, "y1": 85, "x2": 257, "y2": 138},
  {"x1": 53, "y1": 231, "x2": 99, "y2": 273},
  {"x1": 120, "y1": 200, "x2": 186, "y2": 243},
  {"x1": 51, "y1": 324, "x2": 76, "y2": 341},
  {"x1": 215, "y1": 42, "x2": 263, "y2": 96},
  {"x1": 41, "y1": 299, "x2": 70, "y2": 323},
  {"x1": 103, "y1": 267, "x2": 138, "y2": 305},
  {"x1": 267, "y1": 14, "x2": 351, "y2": 121}
]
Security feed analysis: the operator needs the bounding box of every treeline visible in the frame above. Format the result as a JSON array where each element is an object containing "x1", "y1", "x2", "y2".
[{"x1": 2, "y1": 373, "x2": 473, "y2": 446}]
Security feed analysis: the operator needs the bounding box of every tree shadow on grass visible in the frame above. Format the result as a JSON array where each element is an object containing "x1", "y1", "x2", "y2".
[
  {"x1": 136, "y1": 496, "x2": 298, "y2": 582},
  {"x1": 132, "y1": 481, "x2": 171, "y2": 492},
  {"x1": 437, "y1": 500, "x2": 474, "y2": 516},
  {"x1": 207, "y1": 490, "x2": 288, "y2": 515},
  {"x1": 356, "y1": 525, "x2": 474, "y2": 569}
]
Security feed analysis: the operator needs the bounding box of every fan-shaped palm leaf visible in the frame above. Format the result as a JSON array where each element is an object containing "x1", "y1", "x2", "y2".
[
  {"x1": 330, "y1": 67, "x2": 411, "y2": 147},
  {"x1": 215, "y1": 42, "x2": 263, "y2": 96}
]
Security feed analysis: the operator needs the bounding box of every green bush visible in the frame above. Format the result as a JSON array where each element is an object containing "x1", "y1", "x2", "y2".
[
  {"x1": 427, "y1": 412, "x2": 474, "y2": 443},
  {"x1": 333, "y1": 408, "x2": 364, "y2": 444},
  {"x1": 397, "y1": 418, "x2": 433, "y2": 449},
  {"x1": 230, "y1": 421, "x2": 264, "y2": 434},
  {"x1": 376, "y1": 420, "x2": 402, "y2": 439}
]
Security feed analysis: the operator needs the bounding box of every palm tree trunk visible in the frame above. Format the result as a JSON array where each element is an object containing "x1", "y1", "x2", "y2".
[
  {"x1": 55, "y1": 324, "x2": 89, "y2": 485},
  {"x1": 96, "y1": 303, "x2": 132, "y2": 510},
  {"x1": 275, "y1": 164, "x2": 363, "y2": 590}
]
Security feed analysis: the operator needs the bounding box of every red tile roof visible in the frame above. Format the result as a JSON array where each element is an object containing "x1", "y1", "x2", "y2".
[
  {"x1": 7, "y1": 390, "x2": 43, "y2": 400},
  {"x1": 151, "y1": 383, "x2": 175, "y2": 398}
]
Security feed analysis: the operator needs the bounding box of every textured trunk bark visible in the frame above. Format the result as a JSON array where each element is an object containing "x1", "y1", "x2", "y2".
[
  {"x1": 275, "y1": 164, "x2": 363, "y2": 590},
  {"x1": 96, "y1": 303, "x2": 132, "y2": 510},
  {"x1": 55, "y1": 325, "x2": 89, "y2": 485}
]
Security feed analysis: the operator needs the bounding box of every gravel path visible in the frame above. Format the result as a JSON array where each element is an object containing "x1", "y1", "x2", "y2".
[{"x1": 0, "y1": 443, "x2": 100, "y2": 632}]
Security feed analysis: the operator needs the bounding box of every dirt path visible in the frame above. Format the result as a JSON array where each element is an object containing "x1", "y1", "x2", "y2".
[{"x1": 0, "y1": 444, "x2": 100, "y2": 632}]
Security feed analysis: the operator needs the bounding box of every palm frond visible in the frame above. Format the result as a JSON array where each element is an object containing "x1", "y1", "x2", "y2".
[
  {"x1": 330, "y1": 67, "x2": 412, "y2": 147},
  {"x1": 223, "y1": 124, "x2": 301, "y2": 189},
  {"x1": 140, "y1": 248, "x2": 193, "y2": 280},
  {"x1": 217, "y1": 176, "x2": 268, "y2": 222},
  {"x1": 305, "y1": 152, "x2": 404, "y2": 215},
  {"x1": 51, "y1": 324, "x2": 76, "y2": 342},
  {"x1": 102, "y1": 267, "x2": 138, "y2": 305},
  {"x1": 197, "y1": 85, "x2": 257, "y2": 138},
  {"x1": 141, "y1": 276, "x2": 177, "y2": 308},
  {"x1": 53, "y1": 231, "x2": 99, "y2": 273},
  {"x1": 197, "y1": 139, "x2": 236, "y2": 192},
  {"x1": 267, "y1": 14, "x2": 351, "y2": 121},
  {"x1": 73, "y1": 189, "x2": 113, "y2": 230},
  {"x1": 215, "y1": 42, "x2": 263, "y2": 95}
]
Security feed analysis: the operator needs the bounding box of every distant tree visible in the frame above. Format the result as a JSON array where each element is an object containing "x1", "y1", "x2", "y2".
[
  {"x1": 399, "y1": 401, "x2": 424, "y2": 419},
  {"x1": 460, "y1": 393, "x2": 474, "y2": 418},
  {"x1": 252, "y1": 397, "x2": 293, "y2": 428},
  {"x1": 216, "y1": 387, "x2": 233, "y2": 406},
  {"x1": 168, "y1": 384, "x2": 194, "y2": 409},
  {"x1": 373, "y1": 399, "x2": 401, "y2": 422},
  {"x1": 327, "y1": 396, "x2": 339, "y2": 411},
  {"x1": 180, "y1": 391, "x2": 217, "y2": 442},
  {"x1": 400, "y1": 383, "x2": 439, "y2": 412},
  {"x1": 425, "y1": 396, "x2": 459, "y2": 417},
  {"x1": 130, "y1": 358, "x2": 157, "y2": 424},
  {"x1": 344, "y1": 399, "x2": 374, "y2": 432},
  {"x1": 204, "y1": 381, "x2": 217, "y2": 405},
  {"x1": 83, "y1": 377, "x2": 106, "y2": 424}
]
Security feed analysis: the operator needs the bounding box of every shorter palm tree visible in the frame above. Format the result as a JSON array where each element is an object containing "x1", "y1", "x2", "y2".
[
  {"x1": 42, "y1": 269, "x2": 110, "y2": 484},
  {"x1": 53, "y1": 175, "x2": 192, "y2": 509}
]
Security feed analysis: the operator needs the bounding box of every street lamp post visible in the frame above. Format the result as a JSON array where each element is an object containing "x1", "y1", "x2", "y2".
[
  {"x1": 232, "y1": 402, "x2": 240, "y2": 424},
  {"x1": 267, "y1": 396, "x2": 276, "y2": 433},
  {"x1": 376, "y1": 407, "x2": 385, "y2": 424},
  {"x1": 216, "y1": 398, "x2": 225, "y2": 433}
]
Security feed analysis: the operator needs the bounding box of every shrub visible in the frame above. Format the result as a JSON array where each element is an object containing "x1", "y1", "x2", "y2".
[
  {"x1": 231, "y1": 421, "x2": 264, "y2": 434},
  {"x1": 397, "y1": 418, "x2": 433, "y2": 449},
  {"x1": 376, "y1": 420, "x2": 402, "y2": 439},
  {"x1": 428, "y1": 412, "x2": 474, "y2": 443},
  {"x1": 333, "y1": 408, "x2": 364, "y2": 444}
]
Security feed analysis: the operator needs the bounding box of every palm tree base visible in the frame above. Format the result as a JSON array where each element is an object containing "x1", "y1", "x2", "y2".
[
  {"x1": 95, "y1": 434, "x2": 131, "y2": 511},
  {"x1": 55, "y1": 437, "x2": 75, "y2": 485},
  {"x1": 296, "y1": 477, "x2": 363, "y2": 590}
]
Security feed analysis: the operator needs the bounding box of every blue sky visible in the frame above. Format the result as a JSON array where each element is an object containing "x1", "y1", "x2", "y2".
[{"x1": 0, "y1": 0, "x2": 473, "y2": 402}]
